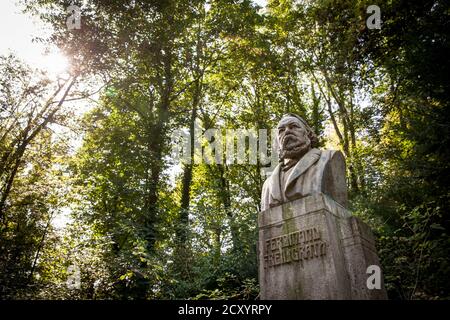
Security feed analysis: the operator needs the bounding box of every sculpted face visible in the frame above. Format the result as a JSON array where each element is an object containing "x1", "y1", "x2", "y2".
[{"x1": 277, "y1": 116, "x2": 312, "y2": 160}]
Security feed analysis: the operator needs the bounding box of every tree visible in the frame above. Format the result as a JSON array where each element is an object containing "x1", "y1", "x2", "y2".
[{"x1": 0, "y1": 54, "x2": 77, "y2": 298}]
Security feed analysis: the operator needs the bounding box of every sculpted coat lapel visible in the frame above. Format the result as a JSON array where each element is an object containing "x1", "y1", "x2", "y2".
[{"x1": 261, "y1": 148, "x2": 348, "y2": 211}]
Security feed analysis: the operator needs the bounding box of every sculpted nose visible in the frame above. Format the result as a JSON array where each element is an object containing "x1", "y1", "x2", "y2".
[{"x1": 285, "y1": 125, "x2": 294, "y2": 134}]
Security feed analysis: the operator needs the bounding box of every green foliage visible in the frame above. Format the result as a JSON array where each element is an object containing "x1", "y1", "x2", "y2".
[
  {"x1": 1, "y1": 0, "x2": 448, "y2": 300},
  {"x1": 193, "y1": 273, "x2": 259, "y2": 300}
]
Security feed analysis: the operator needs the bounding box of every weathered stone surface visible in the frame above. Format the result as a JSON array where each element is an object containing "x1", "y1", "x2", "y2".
[
  {"x1": 261, "y1": 148, "x2": 348, "y2": 211},
  {"x1": 258, "y1": 194, "x2": 387, "y2": 300},
  {"x1": 261, "y1": 114, "x2": 348, "y2": 212},
  {"x1": 340, "y1": 217, "x2": 387, "y2": 299},
  {"x1": 259, "y1": 114, "x2": 387, "y2": 300}
]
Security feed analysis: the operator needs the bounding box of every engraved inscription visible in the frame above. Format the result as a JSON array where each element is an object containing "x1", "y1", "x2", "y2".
[{"x1": 263, "y1": 227, "x2": 327, "y2": 268}]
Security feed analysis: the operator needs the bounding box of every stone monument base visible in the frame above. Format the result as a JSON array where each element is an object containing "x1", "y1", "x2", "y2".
[{"x1": 258, "y1": 193, "x2": 387, "y2": 299}]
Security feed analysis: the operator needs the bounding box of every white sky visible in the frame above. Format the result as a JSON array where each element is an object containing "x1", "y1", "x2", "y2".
[
  {"x1": 0, "y1": 0, "x2": 66, "y2": 72},
  {"x1": 254, "y1": 0, "x2": 267, "y2": 7}
]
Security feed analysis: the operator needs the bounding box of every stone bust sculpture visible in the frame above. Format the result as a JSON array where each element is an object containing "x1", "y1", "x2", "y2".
[{"x1": 261, "y1": 113, "x2": 348, "y2": 211}]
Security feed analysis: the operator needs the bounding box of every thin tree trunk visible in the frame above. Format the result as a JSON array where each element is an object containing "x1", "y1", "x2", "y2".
[
  {"x1": 218, "y1": 165, "x2": 241, "y2": 253},
  {"x1": 177, "y1": 94, "x2": 198, "y2": 245},
  {"x1": 0, "y1": 77, "x2": 77, "y2": 223},
  {"x1": 28, "y1": 213, "x2": 53, "y2": 283}
]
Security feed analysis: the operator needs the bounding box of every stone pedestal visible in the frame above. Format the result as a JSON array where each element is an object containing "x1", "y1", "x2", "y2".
[{"x1": 258, "y1": 193, "x2": 387, "y2": 300}]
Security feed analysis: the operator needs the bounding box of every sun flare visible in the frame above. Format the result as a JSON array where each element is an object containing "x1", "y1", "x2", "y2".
[{"x1": 40, "y1": 50, "x2": 69, "y2": 76}]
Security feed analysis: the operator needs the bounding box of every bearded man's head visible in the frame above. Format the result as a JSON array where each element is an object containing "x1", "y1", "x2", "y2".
[{"x1": 277, "y1": 114, "x2": 319, "y2": 161}]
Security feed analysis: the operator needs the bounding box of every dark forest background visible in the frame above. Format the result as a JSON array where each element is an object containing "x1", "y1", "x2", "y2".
[{"x1": 0, "y1": 0, "x2": 449, "y2": 299}]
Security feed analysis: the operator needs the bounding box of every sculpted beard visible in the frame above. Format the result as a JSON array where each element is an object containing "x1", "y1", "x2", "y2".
[{"x1": 280, "y1": 132, "x2": 311, "y2": 160}]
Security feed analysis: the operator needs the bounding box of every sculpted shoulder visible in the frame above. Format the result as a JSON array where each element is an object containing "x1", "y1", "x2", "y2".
[
  {"x1": 321, "y1": 149, "x2": 348, "y2": 208},
  {"x1": 260, "y1": 164, "x2": 281, "y2": 212}
]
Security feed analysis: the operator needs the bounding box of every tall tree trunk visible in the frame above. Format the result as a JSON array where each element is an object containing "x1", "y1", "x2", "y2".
[
  {"x1": 143, "y1": 48, "x2": 173, "y2": 253},
  {"x1": 177, "y1": 92, "x2": 198, "y2": 245},
  {"x1": 311, "y1": 85, "x2": 321, "y2": 136},
  {"x1": 174, "y1": 12, "x2": 205, "y2": 275},
  {"x1": 218, "y1": 165, "x2": 241, "y2": 253},
  {"x1": 173, "y1": 88, "x2": 198, "y2": 277}
]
